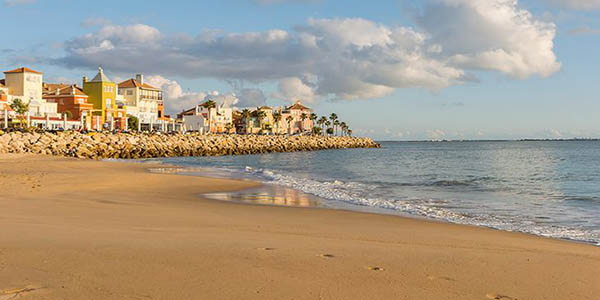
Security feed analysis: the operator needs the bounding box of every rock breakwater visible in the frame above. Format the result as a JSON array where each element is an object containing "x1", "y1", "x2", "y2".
[{"x1": 0, "y1": 131, "x2": 380, "y2": 159}]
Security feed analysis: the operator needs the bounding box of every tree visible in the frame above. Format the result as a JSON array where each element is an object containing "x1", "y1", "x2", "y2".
[
  {"x1": 347, "y1": 129, "x2": 352, "y2": 136},
  {"x1": 333, "y1": 120, "x2": 340, "y2": 136},
  {"x1": 312, "y1": 126, "x2": 322, "y2": 135},
  {"x1": 318, "y1": 116, "x2": 327, "y2": 133},
  {"x1": 225, "y1": 122, "x2": 233, "y2": 134},
  {"x1": 326, "y1": 127, "x2": 334, "y2": 135},
  {"x1": 202, "y1": 100, "x2": 217, "y2": 133},
  {"x1": 241, "y1": 109, "x2": 251, "y2": 133},
  {"x1": 340, "y1": 122, "x2": 348, "y2": 136},
  {"x1": 255, "y1": 109, "x2": 267, "y2": 132},
  {"x1": 325, "y1": 120, "x2": 331, "y2": 136},
  {"x1": 329, "y1": 113, "x2": 338, "y2": 136},
  {"x1": 202, "y1": 100, "x2": 216, "y2": 109},
  {"x1": 286, "y1": 115, "x2": 294, "y2": 135},
  {"x1": 273, "y1": 112, "x2": 282, "y2": 134},
  {"x1": 10, "y1": 98, "x2": 28, "y2": 128},
  {"x1": 300, "y1": 113, "x2": 308, "y2": 132},
  {"x1": 310, "y1": 112, "x2": 317, "y2": 122},
  {"x1": 127, "y1": 115, "x2": 139, "y2": 131}
]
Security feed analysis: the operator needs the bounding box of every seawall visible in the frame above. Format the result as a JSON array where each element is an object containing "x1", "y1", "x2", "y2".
[{"x1": 0, "y1": 131, "x2": 380, "y2": 159}]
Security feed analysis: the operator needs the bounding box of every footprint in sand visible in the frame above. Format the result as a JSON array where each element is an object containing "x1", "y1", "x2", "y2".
[
  {"x1": 317, "y1": 254, "x2": 335, "y2": 258},
  {"x1": 256, "y1": 247, "x2": 275, "y2": 251},
  {"x1": 367, "y1": 266, "x2": 385, "y2": 271},
  {"x1": 486, "y1": 292, "x2": 515, "y2": 300},
  {"x1": 0, "y1": 286, "x2": 40, "y2": 300},
  {"x1": 427, "y1": 275, "x2": 455, "y2": 282}
]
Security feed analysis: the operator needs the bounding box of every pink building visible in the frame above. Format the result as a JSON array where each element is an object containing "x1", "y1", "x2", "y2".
[{"x1": 277, "y1": 101, "x2": 314, "y2": 134}]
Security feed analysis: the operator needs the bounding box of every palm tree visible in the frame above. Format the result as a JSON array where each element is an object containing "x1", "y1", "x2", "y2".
[
  {"x1": 273, "y1": 112, "x2": 282, "y2": 134},
  {"x1": 329, "y1": 113, "x2": 338, "y2": 136},
  {"x1": 202, "y1": 100, "x2": 216, "y2": 109},
  {"x1": 255, "y1": 109, "x2": 267, "y2": 132},
  {"x1": 340, "y1": 122, "x2": 347, "y2": 136},
  {"x1": 333, "y1": 120, "x2": 340, "y2": 136},
  {"x1": 325, "y1": 120, "x2": 331, "y2": 136},
  {"x1": 241, "y1": 109, "x2": 251, "y2": 133},
  {"x1": 300, "y1": 113, "x2": 308, "y2": 132},
  {"x1": 347, "y1": 129, "x2": 352, "y2": 136},
  {"x1": 312, "y1": 127, "x2": 322, "y2": 135},
  {"x1": 318, "y1": 116, "x2": 327, "y2": 134},
  {"x1": 286, "y1": 115, "x2": 294, "y2": 135}
]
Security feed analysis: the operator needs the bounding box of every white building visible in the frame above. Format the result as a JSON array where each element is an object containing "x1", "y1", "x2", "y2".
[
  {"x1": 1, "y1": 67, "x2": 61, "y2": 128},
  {"x1": 118, "y1": 74, "x2": 166, "y2": 131},
  {"x1": 179, "y1": 102, "x2": 233, "y2": 134}
]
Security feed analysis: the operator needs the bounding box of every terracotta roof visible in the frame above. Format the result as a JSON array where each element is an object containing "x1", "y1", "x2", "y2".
[
  {"x1": 4, "y1": 67, "x2": 43, "y2": 75},
  {"x1": 287, "y1": 102, "x2": 310, "y2": 110},
  {"x1": 43, "y1": 83, "x2": 69, "y2": 92},
  {"x1": 118, "y1": 78, "x2": 159, "y2": 90},
  {"x1": 43, "y1": 84, "x2": 88, "y2": 97}
]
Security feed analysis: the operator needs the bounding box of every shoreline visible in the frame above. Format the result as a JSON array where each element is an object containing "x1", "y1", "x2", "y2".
[
  {"x1": 155, "y1": 158, "x2": 600, "y2": 247},
  {"x1": 1, "y1": 154, "x2": 599, "y2": 299}
]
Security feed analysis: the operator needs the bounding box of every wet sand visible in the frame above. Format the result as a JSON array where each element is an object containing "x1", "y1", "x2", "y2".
[{"x1": 0, "y1": 154, "x2": 599, "y2": 300}]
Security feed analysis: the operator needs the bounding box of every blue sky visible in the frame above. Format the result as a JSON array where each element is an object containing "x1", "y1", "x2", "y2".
[{"x1": 1, "y1": 0, "x2": 599, "y2": 140}]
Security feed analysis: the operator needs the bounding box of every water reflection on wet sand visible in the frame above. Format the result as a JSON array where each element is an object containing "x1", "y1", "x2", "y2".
[{"x1": 203, "y1": 185, "x2": 321, "y2": 207}]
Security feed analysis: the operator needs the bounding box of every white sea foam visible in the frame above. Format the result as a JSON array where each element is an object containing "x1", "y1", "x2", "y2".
[{"x1": 242, "y1": 166, "x2": 600, "y2": 246}]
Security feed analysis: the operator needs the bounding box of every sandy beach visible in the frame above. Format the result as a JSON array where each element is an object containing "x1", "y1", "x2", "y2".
[{"x1": 1, "y1": 154, "x2": 599, "y2": 300}]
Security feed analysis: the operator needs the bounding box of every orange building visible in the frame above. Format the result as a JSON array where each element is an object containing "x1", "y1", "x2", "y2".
[{"x1": 43, "y1": 84, "x2": 94, "y2": 122}]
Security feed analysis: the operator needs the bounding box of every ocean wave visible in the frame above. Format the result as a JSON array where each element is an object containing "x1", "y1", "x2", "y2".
[{"x1": 242, "y1": 166, "x2": 600, "y2": 246}]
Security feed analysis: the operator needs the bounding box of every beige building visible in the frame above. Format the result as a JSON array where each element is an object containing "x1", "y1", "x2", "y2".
[
  {"x1": 1, "y1": 67, "x2": 60, "y2": 122},
  {"x1": 3, "y1": 67, "x2": 43, "y2": 104},
  {"x1": 118, "y1": 74, "x2": 165, "y2": 130}
]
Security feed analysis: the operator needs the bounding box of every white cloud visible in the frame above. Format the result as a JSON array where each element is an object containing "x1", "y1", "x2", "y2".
[
  {"x1": 146, "y1": 75, "x2": 267, "y2": 113},
  {"x1": 271, "y1": 76, "x2": 317, "y2": 103},
  {"x1": 53, "y1": 1, "x2": 559, "y2": 101},
  {"x1": 419, "y1": 0, "x2": 560, "y2": 79},
  {"x1": 550, "y1": 128, "x2": 563, "y2": 137},
  {"x1": 145, "y1": 75, "x2": 207, "y2": 113},
  {"x1": 3, "y1": 0, "x2": 35, "y2": 6},
  {"x1": 427, "y1": 129, "x2": 447, "y2": 140}
]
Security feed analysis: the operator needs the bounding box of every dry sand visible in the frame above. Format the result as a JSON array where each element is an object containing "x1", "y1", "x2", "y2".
[{"x1": 0, "y1": 154, "x2": 598, "y2": 300}]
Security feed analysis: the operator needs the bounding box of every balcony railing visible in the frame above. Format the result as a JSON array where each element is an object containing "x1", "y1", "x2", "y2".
[{"x1": 141, "y1": 96, "x2": 163, "y2": 101}]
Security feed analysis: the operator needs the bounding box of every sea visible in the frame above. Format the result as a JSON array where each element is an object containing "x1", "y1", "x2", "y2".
[{"x1": 151, "y1": 141, "x2": 600, "y2": 245}]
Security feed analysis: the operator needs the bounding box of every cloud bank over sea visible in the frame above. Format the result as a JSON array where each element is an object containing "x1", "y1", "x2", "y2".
[{"x1": 49, "y1": 0, "x2": 560, "y2": 104}]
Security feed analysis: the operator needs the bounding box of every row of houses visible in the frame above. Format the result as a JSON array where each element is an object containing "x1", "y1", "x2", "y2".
[
  {"x1": 0, "y1": 66, "x2": 315, "y2": 134},
  {"x1": 178, "y1": 102, "x2": 314, "y2": 135},
  {"x1": 0, "y1": 66, "x2": 171, "y2": 131}
]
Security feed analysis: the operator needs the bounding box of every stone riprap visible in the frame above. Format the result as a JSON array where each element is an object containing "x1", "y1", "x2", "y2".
[{"x1": 0, "y1": 131, "x2": 380, "y2": 159}]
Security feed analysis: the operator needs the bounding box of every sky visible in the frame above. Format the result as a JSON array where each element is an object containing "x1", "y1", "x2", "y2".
[{"x1": 1, "y1": 0, "x2": 599, "y2": 140}]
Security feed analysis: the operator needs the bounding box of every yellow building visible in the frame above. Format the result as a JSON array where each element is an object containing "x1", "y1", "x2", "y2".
[{"x1": 83, "y1": 67, "x2": 122, "y2": 126}]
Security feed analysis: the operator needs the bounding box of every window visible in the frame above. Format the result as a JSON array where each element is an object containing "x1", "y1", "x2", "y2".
[{"x1": 127, "y1": 90, "x2": 133, "y2": 95}]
